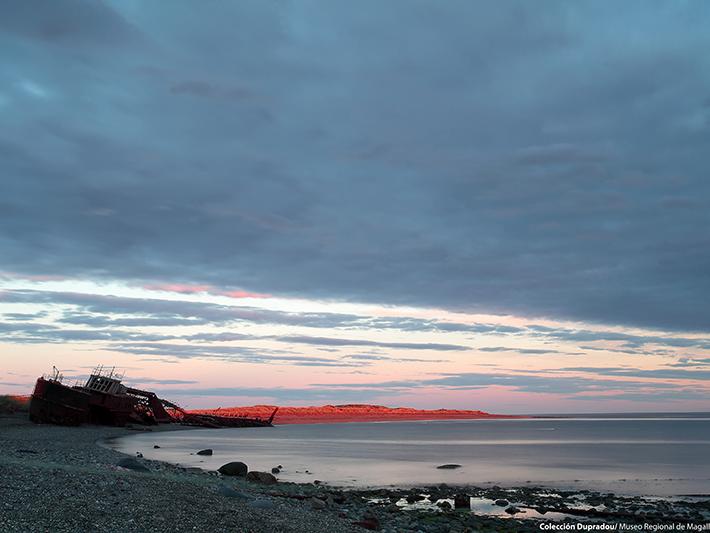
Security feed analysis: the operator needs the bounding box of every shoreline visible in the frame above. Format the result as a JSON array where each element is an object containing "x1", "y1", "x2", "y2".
[{"x1": 2, "y1": 415, "x2": 709, "y2": 533}]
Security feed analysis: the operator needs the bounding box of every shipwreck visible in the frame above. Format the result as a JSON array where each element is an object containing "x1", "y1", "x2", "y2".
[{"x1": 29, "y1": 366, "x2": 277, "y2": 428}]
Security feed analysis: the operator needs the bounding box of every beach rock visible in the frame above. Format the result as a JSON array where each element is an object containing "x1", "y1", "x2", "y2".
[
  {"x1": 454, "y1": 494, "x2": 470, "y2": 509},
  {"x1": 505, "y1": 506, "x2": 520, "y2": 515},
  {"x1": 494, "y1": 499, "x2": 509, "y2": 507},
  {"x1": 217, "y1": 484, "x2": 250, "y2": 499},
  {"x1": 353, "y1": 513, "x2": 381, "y2": 530},
  {"x1": 135, "y1": 452, "x2": 143, "y2": 458},
  {"x1": 196, "y1": 448, "x2": 213, "y2": 456},
  {"x1": 271, "y1": 467, "x2": 281, "y2": 474},
  {"x1": 246, "y1": 471, "x2": 277, "y2": 485},
  {"x1": 436, "y1": 464, "x2": 461, "y2": 470},
  {"x1": 249, "y1": 499, "x2": 275, "y2": 510},
  {"x1": 313, "y1": 479, "x2": 322, "y2": 485},
  {"x1": 218, "y1": 461, "x2": 248, "y2": 477},
  {"x1": 117, "y1": 458, "x2": 150, "y2": 472},
  {"x1": 311, "y1": 497, "x2": 326, "y2": 510},
  {"x1": 153, "y1": 445, "x2": 160, "y2": 449},
  {"x1": 437, "y1": 501, "x2": 452, "y2": 510}
]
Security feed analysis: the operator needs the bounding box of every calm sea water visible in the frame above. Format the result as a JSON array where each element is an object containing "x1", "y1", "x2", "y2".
[{"x1": 109, "y1": 415, "x2": 710, "y2": 496}]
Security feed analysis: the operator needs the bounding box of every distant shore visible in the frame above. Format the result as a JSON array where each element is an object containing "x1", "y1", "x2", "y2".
[
  {"x1": 2, "y1": 413, "x2": 708, "y2": 533},
  {"x1": 190, "y1": 403, "x2": 527, "y2": 425}
]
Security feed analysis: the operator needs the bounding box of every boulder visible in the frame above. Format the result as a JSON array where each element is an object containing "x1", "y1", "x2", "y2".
[
  {"x1": 505, "y1": 506, "x2": 521, "y2": 515},
  {"x1": 117, "y1": 458, "x2": 150, "y2": 472},
  {"x1": 196, "y1": 449, "x2": 213, "y2": 456},
  {"x1": 271, "y1": 467, "x2": 281, "y2": 474},
  {"x1": 246, "y1": 471, "x2": 278, "y2": 485},
  {"x1": 494, "y1": 499, "x2": 509, "y2": 507},
  {"x1": 218, "y1": 461, "x2": 248, "y2": 477},
  {"x1": 437, "y1": 500, "x2": 452, "y2": 511},
  {"x1": 436, "y1": 464, "x2": 461, "y2": 469}
]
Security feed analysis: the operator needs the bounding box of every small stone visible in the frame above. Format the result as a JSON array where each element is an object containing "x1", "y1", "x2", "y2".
[
  {"x1": 494, "y1": 499, "x2": 509, "y2": 507},
  {"x1": 505, "y1": 506, "x2": 520, "y2": 515},
  {"x1": 196, "y1": 449, "x2": 213, "y2": 456},
  {"x1": 436, "y1": 464, "x2": 461, "y2": 470},
  {"x1": 153, "y1": 445, "x2": 160, "y2": 449},
  {"x1": 271, "y1": 467, "x2": 281, "y2": 474},
  {"x1": 311, "y1": 497, "x2": 326, "y2": 510}
]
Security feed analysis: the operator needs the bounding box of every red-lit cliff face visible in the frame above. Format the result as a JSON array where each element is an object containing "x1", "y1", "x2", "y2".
[{"x1": 188, "y1": 404, "x2": 523, "y2": 424}]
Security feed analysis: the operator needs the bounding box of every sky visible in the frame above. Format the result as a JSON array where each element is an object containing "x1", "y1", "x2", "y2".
[{"x1": 1, "y1": 1, "x2": 709, "y2": 413}]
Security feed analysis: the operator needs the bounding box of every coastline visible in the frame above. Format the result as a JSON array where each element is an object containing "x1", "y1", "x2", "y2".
[{"x1": 2, "y1": 414, "x2": 708, "y2": 533}]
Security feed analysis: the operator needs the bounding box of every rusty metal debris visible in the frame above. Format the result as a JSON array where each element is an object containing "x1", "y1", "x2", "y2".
[{"x1": 29, "y1": 366, "x2": 277, "y2": 428}]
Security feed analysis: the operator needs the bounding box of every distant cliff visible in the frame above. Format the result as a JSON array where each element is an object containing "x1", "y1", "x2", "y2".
[{"x1": 189, "y1": 404, "x2": 523, "y2": 424}]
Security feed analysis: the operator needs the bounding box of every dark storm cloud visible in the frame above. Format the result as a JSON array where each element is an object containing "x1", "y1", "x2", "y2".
[
  {"x1": 1, "y1": 2, "x2": 710, "y2": 331},
  {"x1": 0, "y1": 320, "x2": 175, "y2": 344},
  {"x1": 479, "y1": 346, "x2": 562, "y2": 355},
  {"x1": 315, "y1": 370, "x2": 709, "y2": 397},
  {"x1": 111, "y1": 341, "x2": 369, "y2": 367},
  {"x1": 0, "y1": 290, "x2": 364, "y2": 328},
  {"x1": 271, "y1": 335, "x2": 467, "y2": 351},
  {"x1": 154, "y1": 386, "x2": 401, "y2": 403},
  {"x1": 562, "y1": 367, "x2": 710, "y2": 380}
]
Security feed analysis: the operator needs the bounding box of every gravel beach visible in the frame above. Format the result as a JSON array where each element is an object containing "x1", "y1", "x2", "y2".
[
  {"x1": 2, "y1": 413, "x2": 709, "y2": 533},
  {"x1": 0, "y1": 414, "x2": 362, "y2": 533}
]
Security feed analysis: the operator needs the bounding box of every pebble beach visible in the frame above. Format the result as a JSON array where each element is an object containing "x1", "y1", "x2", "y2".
[
  {"x1": 2, "y1": 413, "x2": 709, "y2": 533},
  {"x1": 0, "y1": 415, "x2": 361, "y2": 533}
]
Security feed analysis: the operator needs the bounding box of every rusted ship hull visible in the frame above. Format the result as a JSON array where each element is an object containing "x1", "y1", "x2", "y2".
[
  {"x1": 29, "y1": 377, "x2": 91, "y2": 426},
  {"x1": 28, "y1": 369, "x2": 276, "y2": 429}
]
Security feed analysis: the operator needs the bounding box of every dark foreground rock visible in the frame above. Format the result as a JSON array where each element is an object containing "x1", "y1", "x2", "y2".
[
  {"x1": 218, "y1": 461, "x2": 248, "y2": 476},
  {"x1": 117, "y1": 457, "x2": 150, "y2": 472},
  {"x1": 246, "y1": 471, "x2": 278, "y2": 484}
]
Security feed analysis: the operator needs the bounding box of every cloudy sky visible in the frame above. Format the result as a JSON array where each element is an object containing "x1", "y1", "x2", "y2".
[{"x1": 1, "y1": 1, "x2": 709, "y2": 413}]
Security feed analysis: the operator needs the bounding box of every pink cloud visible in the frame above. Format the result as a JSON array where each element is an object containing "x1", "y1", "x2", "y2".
[
  {"x1": 221, "y1": 290, "x2": 271, "y2": 299},
  {"x1": 143, "y1": 283, "x2": 270, "y2": 299},
  {"x1": 143, "y1": 283, "x2": 214, "y2": 294}
]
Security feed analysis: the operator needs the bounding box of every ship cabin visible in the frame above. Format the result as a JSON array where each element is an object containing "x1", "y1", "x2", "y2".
[{"x1": 84, "y1": 374, "x2": 127, "y2": 396}]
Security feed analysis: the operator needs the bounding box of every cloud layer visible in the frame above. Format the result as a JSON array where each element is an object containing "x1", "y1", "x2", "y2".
[{"x1": 1, "y1": 1, "x2": 709, "y2": 331}]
